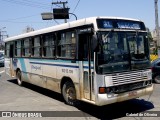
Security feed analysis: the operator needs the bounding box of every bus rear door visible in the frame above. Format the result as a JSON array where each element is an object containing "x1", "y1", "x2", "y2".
[{"x1": 5, "y1": 42, "x2": 15, "y2": 77}]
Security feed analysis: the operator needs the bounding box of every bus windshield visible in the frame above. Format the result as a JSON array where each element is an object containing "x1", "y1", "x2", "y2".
[{"x1": 96, "y1": 31, "x2": 150, "y2": 74}]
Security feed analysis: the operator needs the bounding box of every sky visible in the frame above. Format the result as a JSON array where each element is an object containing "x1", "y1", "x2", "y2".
[{"x1": 0, "y1": 0, "x2": 159, "y2": 37}]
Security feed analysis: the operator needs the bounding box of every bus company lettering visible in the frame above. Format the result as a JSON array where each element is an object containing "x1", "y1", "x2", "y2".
[{"x1": 31, "y1": 65, "x2": 41, "y2": 71}]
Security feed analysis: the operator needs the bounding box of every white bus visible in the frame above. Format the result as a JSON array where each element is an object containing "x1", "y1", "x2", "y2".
[{"x1": 4, "y1": 17, "x2": 153, "y2": 106}]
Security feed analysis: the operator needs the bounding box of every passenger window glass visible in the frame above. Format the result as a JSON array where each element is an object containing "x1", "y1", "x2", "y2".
[
  {"x1": 5, "y1": 43, "x2": 10, "y2": 57},
  {"x1": 32, "y1": 37, "x2": 41, "y2": 57},
  {"x1": 24, "y1": 39, "x2": 30, "y2": 48},
  {"x1": 22, "y1": 38, "x2": 30, "y2": 57},
  {"x1": 34, "y1": 37, "x2": 41, "y2": 47},
  {"x1": 15, "y1": 40, "x2": 21, "y2": 57},
  {"x1": 57, "y1": 31, "x2": 76, "y2": 58},
  {"x1": 43, "y1": 33, "x2": 55, "y2": 58}
]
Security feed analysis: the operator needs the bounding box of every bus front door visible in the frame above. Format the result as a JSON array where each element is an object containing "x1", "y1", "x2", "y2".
[{"x1": 78, "y1": 33, "x2": 95, "y2": 101}]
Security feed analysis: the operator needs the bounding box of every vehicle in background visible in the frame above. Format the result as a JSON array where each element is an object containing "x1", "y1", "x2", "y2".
[
  {"x1": 0, "y1": 50, "x2": 4, "y2": 67},
  {"x1": 150, "y1": 54, "x2": 158, "y2": 62},
  {"x1": 151, "y1": 58, "x2": 160, "y2": 83}
]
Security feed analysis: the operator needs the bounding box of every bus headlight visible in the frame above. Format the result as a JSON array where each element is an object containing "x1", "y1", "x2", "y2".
[
  {"x1": 147, "y1": 71, "x2": 152, "y2": 80},
  {"x1": 104, "y1": 76, "x2": 113, "y2": 86}
]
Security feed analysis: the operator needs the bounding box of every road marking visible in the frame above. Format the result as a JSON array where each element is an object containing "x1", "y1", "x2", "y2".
[{"x1": 0, "y1": 71, "x2": 4, "y2": 74}]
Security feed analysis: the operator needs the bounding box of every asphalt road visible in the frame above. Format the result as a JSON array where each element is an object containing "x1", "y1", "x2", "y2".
[{"x1": 0, "y1": 67, "x2": 160, "y2": 120}]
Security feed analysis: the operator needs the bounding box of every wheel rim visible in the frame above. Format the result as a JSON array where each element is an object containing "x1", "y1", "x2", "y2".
[
  {"x1": 17, "y1": 77, "x2": 21, "y2": 84},
  {"x1": 17, "y1": 72, "x2": 21, "y2": 85},
  {"x1": 66, "y1": 87, "x2": 76, "y2": 100},
  {"x1": 155, "y1": 75, "x2": 160, "y2": 82}
]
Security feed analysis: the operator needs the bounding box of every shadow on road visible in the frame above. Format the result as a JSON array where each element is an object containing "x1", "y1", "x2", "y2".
[
  {"x1": 8, "y1": 79, "x2": 154, "y2": 120},
  {"x1": 76, "y1": 99, "x2": 154, "y2": 119},
  {"x1": 7, "y1": 79, "x2": 64, "y2": 103}
]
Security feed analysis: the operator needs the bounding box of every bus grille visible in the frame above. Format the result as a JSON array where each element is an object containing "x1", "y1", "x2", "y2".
[{"x1": 112, "y1": 71, "x2": 148, "y2": 86}]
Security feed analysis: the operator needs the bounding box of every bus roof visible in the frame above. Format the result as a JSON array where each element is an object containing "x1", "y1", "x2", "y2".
[{"x1": 5, "y1": 16, "x2": 142, "y2": 42}]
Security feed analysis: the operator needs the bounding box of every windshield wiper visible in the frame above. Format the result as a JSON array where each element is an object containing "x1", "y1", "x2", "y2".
[{"x1": 101, "y1": 29, "x2": 114, "y2": 43}]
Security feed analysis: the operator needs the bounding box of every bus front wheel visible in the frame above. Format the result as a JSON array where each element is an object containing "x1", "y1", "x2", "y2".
[
  {"x1": 16, "y1": 70, "x2": 23, "y2": 86},
  {"x1": 62, "y1": 81, "x2": 77, "y2": 106},
  {"x1": 154, "y1": 75, "x2": 160, "y2": 84}
]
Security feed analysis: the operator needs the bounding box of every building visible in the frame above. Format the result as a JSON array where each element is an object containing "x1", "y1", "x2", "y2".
[{"x1": 152, "y1": 27, "x2": 160, "y2": 41}]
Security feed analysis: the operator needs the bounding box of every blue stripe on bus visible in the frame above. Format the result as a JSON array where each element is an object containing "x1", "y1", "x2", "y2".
[
  {"x1": 83, "y1": 66, "x2": 94, "y2": 69},
  {"x1": 30, "y1": 59, "x2": 78, "y2": 63},
  {"x1": 30, "y1": 62, "x2": 79, "y2": 68},
  {"x1": 29, "y1": 61, "x2": 94, "y2": 69},
  {"x1": 30, "y1": 59, "x2": 93, "y2": 64},
  {"x1": 19, "y1": 58, "x2": 27, "y2": 72},
  {"x1": 19, "y1": 58, "x2": 28, "y2": 80}
]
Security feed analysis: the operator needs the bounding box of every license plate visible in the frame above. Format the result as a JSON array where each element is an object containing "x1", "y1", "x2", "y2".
[{"x1": 128, "y1": 91, "x2": 137, "y2": 97}]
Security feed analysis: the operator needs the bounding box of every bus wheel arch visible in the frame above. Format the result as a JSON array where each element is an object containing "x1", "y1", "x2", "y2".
[
  {"x1": 60, "y1": 77, "x2": 77, "y2": 106},
  {"x1": 16, "y1": 68, "x2": 23, "y2": 86}
]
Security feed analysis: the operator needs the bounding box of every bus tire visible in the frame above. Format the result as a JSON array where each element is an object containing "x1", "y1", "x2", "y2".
[
  {"x1": 62, "y1": 81, "x2": 77, "y2": 106},
  {"x1": 16, "y1": 70, "x2": 23, "y2": 86},
  {"x1": 154, "y1": 75, "x2": 160, "y2": 84}
]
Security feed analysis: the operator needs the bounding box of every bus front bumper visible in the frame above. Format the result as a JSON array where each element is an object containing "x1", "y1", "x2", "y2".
[{"x1": 96, "y1": 85, "x2": 153, "y2": 106}]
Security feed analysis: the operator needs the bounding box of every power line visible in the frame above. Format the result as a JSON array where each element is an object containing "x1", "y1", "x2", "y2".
[
  {"x1": 69, "y1": 0, "x2": 80, "y2": 19},
  {"x1": 11, "y1": 0, "x2": 49, "y2": 8},
  {"x1": 72, "y1": 0, "x2": 81, "y2": 13},
  {"x1": 54, "y1": 20, "x2": 60, "y2": 25},
  {"x1": 53, "y1": 3, "x2": 63, "y2": 8},
  {"x1": 0, "y1": 21, "x2": 45, "y2": 24},
  {"x1": 1, "y1": 0, "x2": 50, "y2": 9},
  {"x1": 22, "y1": 0, "x2": 49, "y2": 6},
  {"x1": 0, "y1": 14, "x2": 40, "y2": 22}
]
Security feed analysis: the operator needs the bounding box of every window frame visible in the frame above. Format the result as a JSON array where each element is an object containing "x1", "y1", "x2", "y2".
[
  {"x1": 14, "y1": 40, "x2": 22, "y2": 57},
  {"x1": 31, "y1": 36, "x2": 42, "y2": 58},
  {"x1": 5, "y1": 42, "x2": 11, "y2": 58},
  {"x1": 42, "y1": 33, "x2": 56, "y2": 58},
  {"x1": 22, "y1": 38, "x2": 31, "y2": 57},
  {"x1": 57, "y1": 31, "x2": 76, "y2": 59}
]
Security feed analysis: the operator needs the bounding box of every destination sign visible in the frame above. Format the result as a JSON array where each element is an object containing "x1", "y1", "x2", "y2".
[
  {"x1": 102, "y1": 21, "x2": 113, "y2": 28},
  {"x1": 117, "y1": 22, "x2": 141, "y2": 29},
  {"x1": 97, "y1": 19, "x2": 145, "y2": 30}
]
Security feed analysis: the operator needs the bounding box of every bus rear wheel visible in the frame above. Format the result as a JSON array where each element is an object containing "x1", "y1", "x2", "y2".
[
  {"x1": 62, "y1": 81, "x2": 77, "y2": 106},
  {"x1": 16, "y1": 70, "x2": 23, "y2": 86}
]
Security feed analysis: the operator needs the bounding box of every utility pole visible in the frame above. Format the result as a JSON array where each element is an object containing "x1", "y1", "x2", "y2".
[
  {"x1": 52, "y1": 1, "x2": 68, "y2": 23},
  {"x1": 41, "y1": 1, "x2": 77, "y2": 22},
  {"x1": 0, "y1": 27, "x2": 8, "y2": 50},
  {"x1": 155, "y1": 0, "x2": 160, "y2": 48}
]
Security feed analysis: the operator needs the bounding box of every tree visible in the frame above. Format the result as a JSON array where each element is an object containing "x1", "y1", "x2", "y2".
[{"x1": 23, "y1": 26, "x2": 34, "y2": 33}]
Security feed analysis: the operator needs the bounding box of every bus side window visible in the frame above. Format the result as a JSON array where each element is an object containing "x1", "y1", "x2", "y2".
[
  {"x1": 43, "y1": 33, "x2": 55, "y2": 58},
  {"x1": 57, "y1": 31, "x2": 76, "y2": 59},
  {"x1": 5, "y1": 43, "x2": 10, "y2": 57},
  {"x1": 65, "y1": 32, "x2": 76, "y2": 58},
  {"x1": 22, "y1": 38, "x2": 30, "y2": 57},
  {"x1": 32, "y1": 36, "x2": 42, "y2": 57},
  {"x1": 15, "y1": 40, "x2": 21, "y2": 57},
  {"x1": 57, "y1": 33, "x2": 62, "y2": 57}
]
